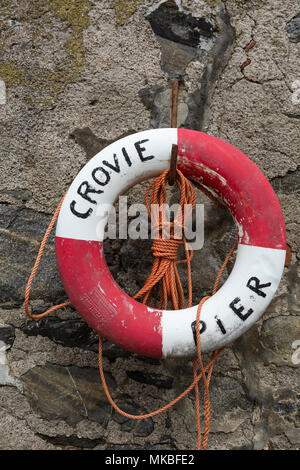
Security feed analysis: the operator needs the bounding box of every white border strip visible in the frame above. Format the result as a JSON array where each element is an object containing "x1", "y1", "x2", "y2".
[
  {"x1": 161, "y1": 244, "x2": 285, "y2": 357},
  {"x1": 56, "y1": 129, "x2": 177, "y2": 241}
]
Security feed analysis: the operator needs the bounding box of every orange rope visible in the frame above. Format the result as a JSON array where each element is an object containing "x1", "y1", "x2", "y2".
[
  {"x1": 98, "y1": 337, "x2": 224, "y2": 418},
  {"x1": 24, "y1": 193, "x2": 71, "y2": 320},
  {"x1": 24, "y1": 171, "x2": 237, "y2": 450}
]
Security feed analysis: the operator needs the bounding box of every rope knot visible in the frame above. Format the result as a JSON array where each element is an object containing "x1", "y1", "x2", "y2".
[{"x1": 152, "y1": 237, "x2": 182, "y2": 260}]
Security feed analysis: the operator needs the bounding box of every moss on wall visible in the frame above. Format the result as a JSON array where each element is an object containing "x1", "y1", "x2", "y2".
[
  {"x1": 47, "y1": 0, "x2": 91, "y2": 71},
  {"x1": 111, "y1": 0, "x2": 144, "y2": 26},
  {"x1": 0, "y1": 0, "x2": 92, "y2": 104},
  {"x1": 0, "y1": 63, "x2": 27, "y2": 86}
]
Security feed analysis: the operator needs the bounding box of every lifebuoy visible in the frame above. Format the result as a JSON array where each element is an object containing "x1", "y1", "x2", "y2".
[{"x1": 56, "y1": 129, "x2": 286, "y2": 358}]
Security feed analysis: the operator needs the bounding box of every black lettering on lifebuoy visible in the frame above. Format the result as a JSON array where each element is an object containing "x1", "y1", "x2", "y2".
[
  {"x1": 92, "y1": 166, "x2": 111, "y2": 186},
  {"x1": 191, "y1": 320, "x2": 207, "y2": 345},
  {"x1": 246, "y1": 277, "x2": 271, "y2": 298},
  {"x1": 229, "y1": 297, "x2": 253, "y2": 321},
  {"x1": 103, "y1": 154, "x2": 120, "y2": 173},
  {"x1": 70, "y1": 200, "x2": 93, "y2": 219},
  {"x1": 215, "y1": 316, "x2": 226, "y2": 335},
  {"x1": 77, "y1": 181, "x2": 103, "y2": 204},
  {"x1": 134, "y1": 139, "x2": 154, "y2": 162},
  {"x1": 122, "y1": 147, "x2": 132, "y2": 167}
]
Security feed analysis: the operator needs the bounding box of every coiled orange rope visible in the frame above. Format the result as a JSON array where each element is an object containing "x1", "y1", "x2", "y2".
[
  {"x1": 24, "y1": 171, "x2": 237, "y2": 450},
  {"x1": 134, "y1": 169, "x2": 196, "y2": 310}
]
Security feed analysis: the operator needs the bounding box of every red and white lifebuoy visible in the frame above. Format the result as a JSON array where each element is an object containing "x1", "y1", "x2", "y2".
[{"x1": 56, "y1": 129, "x2": 286, "y2": 358}]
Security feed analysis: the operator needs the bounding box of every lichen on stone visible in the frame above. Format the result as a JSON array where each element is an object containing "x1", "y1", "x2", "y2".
[
  {"x1": 0, "y1": 63, "x2": 26, "y2": 86},
  {"x1": 65, "y1": 33, "x2": 85, "y2": 71},
  {"x1": 0, "y1": 0, "x2": 92, "y2": 104},
  {"x1": 111, "y1": 0, "x2": 144, "y2": 26},
  {"x1": 47, "y1": 0, "x2": 91, "y2": 70},
  {"x1": 47, "y1": 0, "x2": 91, "y2": 29}
]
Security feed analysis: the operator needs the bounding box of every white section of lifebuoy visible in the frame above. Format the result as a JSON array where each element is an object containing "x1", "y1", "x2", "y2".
[
  {"x1": 161, "y1": 244, "x2": 285, "y2": 357},
  {"x1": 56, "y1": 129, "x2": 177, "y2": 241}
]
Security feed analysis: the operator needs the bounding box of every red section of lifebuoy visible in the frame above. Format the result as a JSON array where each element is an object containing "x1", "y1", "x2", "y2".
[
  {"x1": 177, "y1": 129, "x2": 286, "y2": 250},
  {"x1": 55, "y1": 237, "x2": 163, "y2": 357}
]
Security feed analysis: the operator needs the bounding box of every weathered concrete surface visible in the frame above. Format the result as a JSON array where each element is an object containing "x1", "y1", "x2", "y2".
[{"x1": 0, "y1": 0, "x2": 299, "y2": 450}]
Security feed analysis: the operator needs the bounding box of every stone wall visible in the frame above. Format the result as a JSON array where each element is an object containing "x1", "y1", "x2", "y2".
[{"x1": 0, "y1": 0, "x2": 299, "y2": 450}]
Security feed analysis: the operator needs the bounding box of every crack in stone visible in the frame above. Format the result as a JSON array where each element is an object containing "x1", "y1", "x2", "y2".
[
  {"x1": 66, "y1": 366, "x2": 88, "y2": 418},
  {"x1": 37, "y1": 432, "x2": 105, "y2": 449},
  {"x1": 270, "y1": 167, "x2": 300, "y2": 194},
  {"x1": 283, "y1": 113, "x2": 300, "y2": 120}
]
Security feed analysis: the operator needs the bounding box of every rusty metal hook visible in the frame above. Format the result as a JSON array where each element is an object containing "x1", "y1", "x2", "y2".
[{"x1": 169, "y1": 80, "x2": 179, "y2": 186}]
